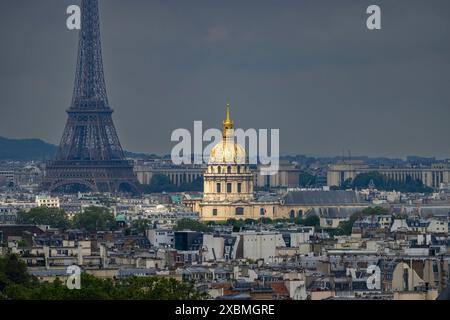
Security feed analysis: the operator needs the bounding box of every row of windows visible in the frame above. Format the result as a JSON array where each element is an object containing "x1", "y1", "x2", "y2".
[
  {"x1": 39, "y1": 199, "x2": 57, "y2": 202},
  {"x1": 210, "y1": 165, "x2": 247, "y2": 174},
  {"x1": 216, "y1": 182, "x2": 242, "y2": 193},
  {"x1": 289, "y1": 210, "x2": 303, "y2": 219},
  {"x1": 212, "y1": 207, "x2": 269, "y2": 216}
]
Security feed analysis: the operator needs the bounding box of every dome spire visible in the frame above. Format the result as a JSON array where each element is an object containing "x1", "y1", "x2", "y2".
[
  {"x1": 226, "y1": 102, "x2": 230, "y2": 122},
  {"x1": 223, "y1": 100, "x2": 234, "y2": 136}
]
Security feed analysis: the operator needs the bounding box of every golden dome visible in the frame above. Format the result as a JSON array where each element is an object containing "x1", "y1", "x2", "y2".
[
  {"x1": 208, "y1": 103, "x2": 246, "y2": 165},
  {"x1": 209, "y1": 137, "x2": 246, "y2": 164}
]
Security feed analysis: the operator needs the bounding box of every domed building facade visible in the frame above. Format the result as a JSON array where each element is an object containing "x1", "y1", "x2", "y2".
[
  {"x1": 203, "y1": 103, "x2": 254, "y2": 203},
  {"x1": 193, "y1": 103, "x2": 279, "y2": 221},
  {"x1": 184, "y1": 102, "x2": 369, "y2": 222}
]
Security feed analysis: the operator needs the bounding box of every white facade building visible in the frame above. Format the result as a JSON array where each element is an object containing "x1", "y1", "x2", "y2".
[
  {"x1": 146, "y1": 229, "x2": 174, "y2": 247},
  {"x1": 35, "y1": 195, "x2": 60, "y2": 208},
  {"x1": 233, "y1": 231, "x2": 286, "y2": 262},
  {"x1": 427, "y1": 218, "x2": 448, "y2": 234},
  {"x1": 202, "y1": 234, "x2": 225, "y2": 261}
]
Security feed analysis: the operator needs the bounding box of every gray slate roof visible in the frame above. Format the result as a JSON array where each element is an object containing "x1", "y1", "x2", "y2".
[
  {"x1": 318, "y1": 207, "x2": 363, "y2": 218},
  {"x1": 283, "y1": 190, "x2": 365, "y2": 206},
  {"x1": 29, "y1": 269, "x2": 68, "y2": 277},
  {"x1": 118, "y1": 268, "x2": 157, "y2": 277}
]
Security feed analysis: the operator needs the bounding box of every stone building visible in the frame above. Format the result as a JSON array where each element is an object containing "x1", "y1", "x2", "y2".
[
  {"x1": 185, "y1": 104, "x2": 368, "y2": 221},
  {"x1": 327, "y1": 160, "x2": 450, "y2": 189}
]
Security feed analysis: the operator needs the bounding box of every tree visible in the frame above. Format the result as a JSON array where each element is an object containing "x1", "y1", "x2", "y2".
[
  {"x1": 17, "y1": 207, "x2": 70, "y2": 229},
  {"x1": 115, "y1": 276, "x2": 206, "y2": 300},
  {"x1": 260, "y1": 217, "x2": 273, "y2": 224},
  {"x1": 226, "y1": 219, "x2": 246, "y2": 232},
  {"x1": 72, "y1": 206, "x2": 116, "y2": 233},
  {"x1": 361, "y1": 207, "x2": 390, "y2": 216},
  {"x1": 142, "y1": 175, "x2": 204, "y2": 193},
  {"x1": 335, "y1": 215, "x2": 359, "y2": 236},
  {"x1": 340, "y1": 178, "x2": 354, "y2": 189},
  {"x1": 335, "y1": 206, "x2": 390, "y2": 236},
  {"x1": 17, "y1": 240, "x2": 28, "y2": 248},
  {"x1": 173, "y1": 218, "x2": 212, "y2": 232},
  {"x1": 301, "y1": 215, "x2": 320, "y2": 227},
  {"x1": 299, "y1": 171, "x2": 316, "y2": 187},
  {"x1": 352, "y1": 172, "x2": 385, "y2": 189},
  {"x1": 347, "y1": 172, "x2": 433, "y2": 193},
  {"x1": 179, "y1": 176, "x2": 204, "y2": 192},
  {"x1": 244, "y1": 218, "x2": 257, "y2": 225},
  {"x1": 0, "y1": 254, "x2": 206, "y2": 300},
  {"x1": 143, "y1": 174, "x2": 177, "y2": 193},
  {"x1": 0, "y1": 254, "x2": 35, "y2": 292},
  {"x1": 131, "y1": 219, "x2": 151, "y2": 234}
]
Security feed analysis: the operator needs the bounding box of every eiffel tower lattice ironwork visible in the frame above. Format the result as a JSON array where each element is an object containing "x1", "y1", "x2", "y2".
[{"x1": 42, "y1": 0, "x2": 140, "y2": 194}]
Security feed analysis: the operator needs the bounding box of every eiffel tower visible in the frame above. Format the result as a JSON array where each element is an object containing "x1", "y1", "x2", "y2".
[{"x1": 42, "y1": 0, "x2": 140, "y2": 194}]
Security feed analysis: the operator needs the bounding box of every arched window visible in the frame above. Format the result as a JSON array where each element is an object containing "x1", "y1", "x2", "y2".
[
  {"x1": 298, "y1": 210, "x2": 303, "y2": 218},
  {"x1": 217, "y1": 166, "x2": 221, "y2": 174},
  {"x1": 290, "y1": 210, "x2": 295, "y2": 220}
]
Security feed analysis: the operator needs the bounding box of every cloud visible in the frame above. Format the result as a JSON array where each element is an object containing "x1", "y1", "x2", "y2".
[{"x1": 0, "y1": 0, "x2": 450, "y2": 158}]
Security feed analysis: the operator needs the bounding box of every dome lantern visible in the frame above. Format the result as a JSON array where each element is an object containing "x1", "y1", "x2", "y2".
[{"x1": 222, "y1": 101, "x2": 234, "y2": 137}]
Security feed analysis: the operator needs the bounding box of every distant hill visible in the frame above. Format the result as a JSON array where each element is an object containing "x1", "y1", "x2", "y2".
[
  {"x1": 124, "y1": 150, "x2": 156, "y2": 159},
  {"x1": 0, "y1": 136, "x2": 57, "y2": 160},
  {"x1": 0, "y1": 136, "x2": 153, "y2": 161}
]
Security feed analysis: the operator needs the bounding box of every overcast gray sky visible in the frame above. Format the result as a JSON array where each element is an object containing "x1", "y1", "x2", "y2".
[{"x1": 0, "y1": 0, "x2": 449, "y2": 158}]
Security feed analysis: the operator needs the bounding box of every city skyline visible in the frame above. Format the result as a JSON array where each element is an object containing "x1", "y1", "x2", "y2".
[
  {"x1": 1, "y1": 0, "x2": 450, "y2": 158},
  {"x1": 1, "y1": 0, "x2": 450, "y2": 306}
]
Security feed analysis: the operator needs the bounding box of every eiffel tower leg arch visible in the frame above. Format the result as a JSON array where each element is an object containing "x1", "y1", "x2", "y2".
[
  {"x1": 117, "y1": 181, "x2": 141, "y2": 194},
  {"x1": 49, "y1": 180, "x2": 98, "y2": 193},
  {"x1": 42, "y1": 0, "x2": 141, "y2": 195}
]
